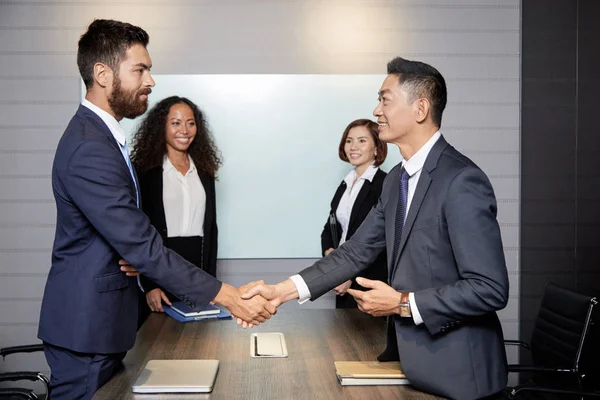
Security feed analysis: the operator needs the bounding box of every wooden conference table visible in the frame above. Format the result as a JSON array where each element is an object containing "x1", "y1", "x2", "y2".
[{"x1": 94, "y1": 309, "x2": 444, "y2": 400}]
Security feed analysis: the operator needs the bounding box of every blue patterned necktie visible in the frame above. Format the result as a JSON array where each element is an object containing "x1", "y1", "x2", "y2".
[
  {"x1": 122, "y1": 141, "x2": 139, "y2": 207},
  {"x1": 392, "y1": 167, "x2": 409, "y2": 262}
]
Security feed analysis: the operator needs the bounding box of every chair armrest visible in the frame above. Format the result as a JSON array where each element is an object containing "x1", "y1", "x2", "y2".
[
  {"x1": 0, "y1": 344, "x2": 44, "y2": 358},
  {"x1": 0, "y1": 371, "x2": 49, "y2": 385},
  {"x1": 0, "y1": 387, "x2": 40, "y2": 399},
  {"x1": 507, "y1": 365, "x2": 575, "y2": 374},
  {"x1": 510, "y1": 384, "x2": 600, "y2": 399},
  {"x1": 504, "y1": 340, "x2": 531, "y2": 351}
]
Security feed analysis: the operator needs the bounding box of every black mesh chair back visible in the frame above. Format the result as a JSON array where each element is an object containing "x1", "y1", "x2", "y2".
[{"x1": 530, "y1": 283, "x2": 595, "y2": 372}]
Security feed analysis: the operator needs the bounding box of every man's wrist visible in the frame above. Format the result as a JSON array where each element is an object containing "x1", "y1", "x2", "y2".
[
  {"x1": 212, "y1": 283, "x2": 236, "y2": 307},
  {"x1": 398, "y1": 292, "x2": 411, "y2": 317},
  {"x1": 277, "y1": 279, "x2": 300, "y2": 304}
]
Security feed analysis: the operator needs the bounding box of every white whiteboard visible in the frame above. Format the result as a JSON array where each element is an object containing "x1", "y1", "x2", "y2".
[{"x1": 83, "y1": 75, "x2": 403, "y2": 258}]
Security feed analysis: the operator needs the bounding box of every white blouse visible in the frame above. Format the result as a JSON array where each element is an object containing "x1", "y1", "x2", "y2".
[
  {"x1": 162, "y1": 156, "x2": 206, "y2": 237},
  {"x1": 335, "y1": 164, "x2": 378, "y2": 245}
]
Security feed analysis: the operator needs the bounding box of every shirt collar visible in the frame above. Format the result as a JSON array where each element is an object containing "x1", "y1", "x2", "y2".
[
  {"x1": 81, "y1": 99, "x2": 126, "y2": 147},
  {"x1": 343, "y1": 164, "x2": 379, "y2": 186},
  {"x1": 163, "y1": 155, "x2": 196, "y2": 175},
  {"x1": 403, "y1": 131, "x2": 442, "y2": 177}
]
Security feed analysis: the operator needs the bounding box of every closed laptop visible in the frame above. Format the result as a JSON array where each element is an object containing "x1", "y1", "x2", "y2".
[{"x1": 132, "y1": 359, "x2": 219, "y2": 393}]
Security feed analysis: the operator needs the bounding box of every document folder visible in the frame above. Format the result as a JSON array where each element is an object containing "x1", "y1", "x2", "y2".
[
  {"x1": 169, "y1": 301, "x2": 220, "y2": 317},
  {"x1": 163, "y1": 304, "x2": 231, "y2": 323}
]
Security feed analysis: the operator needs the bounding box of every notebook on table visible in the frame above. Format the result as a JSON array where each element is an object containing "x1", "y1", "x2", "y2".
[
  {"x1": 131, "y1": 359, "x2": 220, "y2": 393},
  {"x1": 334, "y1": 361, "x2": 410, "y2": 386},
  {"x1": 163, "y1": 303, "x2": 231, "y2": 322},
  {"x1": 169, "y1": 301, "x2": 221, "y2": 317}
]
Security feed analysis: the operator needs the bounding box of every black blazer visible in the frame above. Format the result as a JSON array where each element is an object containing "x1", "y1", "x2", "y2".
[
  {"x1": 137, "y1": 165, "x2": 218, "y2": 293},
  {"x1": 321, "y1": 168, "x2": 388, "y2": 288}
]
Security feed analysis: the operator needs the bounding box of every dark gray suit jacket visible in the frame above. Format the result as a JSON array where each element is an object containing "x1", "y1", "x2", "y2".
[
  {"x1": 38, "y1": 105, "x2": 222, "y2": 354},
  {"x1": 298, "y1": 136, "x2": 509, "y2": 399}
]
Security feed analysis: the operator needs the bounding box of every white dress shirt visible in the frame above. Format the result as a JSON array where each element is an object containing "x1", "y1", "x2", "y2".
[
  {"x1": 336, "y1": 164, "x2": 379, "y2": 245},
  {"x1": 291, "y1": 132, "x2": 442, "y2": 325},
  {"x1": 162, "y1": 156, "x2": 206, "y2": 237}
]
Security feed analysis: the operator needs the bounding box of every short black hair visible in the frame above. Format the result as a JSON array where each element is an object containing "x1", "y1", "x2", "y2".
[
  {"x1": 386, "y1": 57, "x2": 447, "y2": 127},
  {"x1": 77, "y1": 19, "x2": 149, "y2": 90}
]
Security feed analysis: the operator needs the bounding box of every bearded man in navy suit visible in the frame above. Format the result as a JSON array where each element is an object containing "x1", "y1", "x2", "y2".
[{"x1": 38, "y1": 19, "x2": 275, "y2": 400}]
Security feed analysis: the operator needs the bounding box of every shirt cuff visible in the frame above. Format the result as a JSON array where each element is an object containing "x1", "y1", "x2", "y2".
[
  {"x1": 409, "y1": 292, "x2": 423, "y2": 325},
  {"x1": 290, "y1": 275, "x2": 311, "y2": 304},
  {"x1": 137, "y1": 275, "x2": 145, "y2": 292}
]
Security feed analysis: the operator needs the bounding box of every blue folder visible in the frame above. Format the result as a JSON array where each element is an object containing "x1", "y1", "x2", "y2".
[{"x1": 163, "y1": 304, "x2": 232, "y2": 323}]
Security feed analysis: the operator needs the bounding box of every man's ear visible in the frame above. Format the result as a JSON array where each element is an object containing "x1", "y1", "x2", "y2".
[
  {"x1": 93, "y1": 62, "x2": 112, "y2": 89},
  {"x1": 415, "y1": 98, "x2": 430, "y2": 124}
]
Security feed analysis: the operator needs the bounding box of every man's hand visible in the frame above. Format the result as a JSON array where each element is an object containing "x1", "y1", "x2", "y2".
[
  {"x1": 347, "y1": 277, "x2": 402, "y2": 317},
  {"x1": 119, "y1": 259, "x2": 140, "y2": 276},
  {"x1": 324, "y1": 248, "x2": 335, "y2": 256},
  {"x1": 237, "y1": 279, "x2": 300, "y2": 328},
  {"x1": 333, "y1": 280, "x2": 352, "y2": 296},
  {"x1": 212, "y1": 283, "x2": 277, "y2": 328},
  {"x1": 146, "y1": 288, "x2": 171, "y2": 312},
  {"x1": 239, "y1": 280, "x2": 266, "y2": 295}
]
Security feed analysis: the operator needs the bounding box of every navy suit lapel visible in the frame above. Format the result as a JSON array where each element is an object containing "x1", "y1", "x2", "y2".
[{"x1": 77, "y1": 105, "x2": 139, "y2": 204}]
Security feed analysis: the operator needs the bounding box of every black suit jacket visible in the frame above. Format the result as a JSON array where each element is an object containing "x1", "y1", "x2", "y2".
[
  {"x1": 137, "y1": 165, "x2": 218, "y2": 293},
  {"x1": 321, "y1": 168, "x2": 388, "y2": 293}
]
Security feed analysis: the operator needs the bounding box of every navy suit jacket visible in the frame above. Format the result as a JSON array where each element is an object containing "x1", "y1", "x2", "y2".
[
  {"x1": 298, "y1": 136, "x2": 509, "y2": 399},
  {"x1": 38, "y1": 105, "x2": 222, "y2": 354}
]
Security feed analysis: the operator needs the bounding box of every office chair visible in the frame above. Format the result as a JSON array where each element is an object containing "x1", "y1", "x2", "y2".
[
  {"x1": 0, "y1": 344, "x2": 48, "y2": 400},
  {"x1": 505, "y1": 282, "x2": 600, "y2": 399}
]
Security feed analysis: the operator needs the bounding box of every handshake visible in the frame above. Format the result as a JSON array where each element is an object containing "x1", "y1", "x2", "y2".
[
  {"x1": 119, "y1": 260, "x2": 403, "y2": 327},
  {"x1": 212, "y1": 279, "x2": 298, "y2": 329}
]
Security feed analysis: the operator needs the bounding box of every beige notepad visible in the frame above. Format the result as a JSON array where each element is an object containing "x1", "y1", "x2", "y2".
[{"x1": 334, "y1": 361, "x2": 410, "y2": 386}]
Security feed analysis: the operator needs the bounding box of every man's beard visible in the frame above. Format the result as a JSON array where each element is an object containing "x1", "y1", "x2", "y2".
[{"x1": 108, "y1": 75, "x2": 151, "y2": 119}]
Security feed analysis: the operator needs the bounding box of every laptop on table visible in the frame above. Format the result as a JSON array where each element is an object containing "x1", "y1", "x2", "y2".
[{"x1": 131, "y1": 359, "x2": 220, "y2": 393}]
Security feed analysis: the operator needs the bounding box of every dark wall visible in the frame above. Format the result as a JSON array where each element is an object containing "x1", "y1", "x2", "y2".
[{"x1": 521, "y1": 0, "x2": 600, "y2": 350}]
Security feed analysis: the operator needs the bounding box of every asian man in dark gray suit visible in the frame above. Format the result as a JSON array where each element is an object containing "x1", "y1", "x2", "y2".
[{"x1": 241, "y1": 57, "x2": 509, "y2": 399}]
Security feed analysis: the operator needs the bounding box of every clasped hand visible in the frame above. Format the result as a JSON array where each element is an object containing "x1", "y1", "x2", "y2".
[{"x1": 346, "y1": 277, "x2": 402, "y2": 317}]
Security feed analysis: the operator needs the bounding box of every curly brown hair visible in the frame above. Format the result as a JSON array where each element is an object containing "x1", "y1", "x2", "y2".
[{"x1": 131, "y1": 96, "x2": 222, "y2": 178}]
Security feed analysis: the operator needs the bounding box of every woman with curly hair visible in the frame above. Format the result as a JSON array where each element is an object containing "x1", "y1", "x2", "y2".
[{"x1": 131, "y1": 96, "x2": 221, "y2": 316}]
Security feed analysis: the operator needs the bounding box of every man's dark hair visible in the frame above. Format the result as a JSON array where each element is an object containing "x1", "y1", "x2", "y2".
[
  {"x1": 77, "y1": 19, "x2": 149, "y2": 90},
  {"x1": 386, "y1": 57, "x2": 447, "y2": 127}
]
